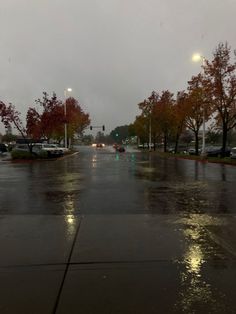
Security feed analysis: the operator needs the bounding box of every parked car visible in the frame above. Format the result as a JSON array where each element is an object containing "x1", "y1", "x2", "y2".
[
  {"x1": 205, "y1": 146, "x2": 231, "y2": 157},
  {"x1": 47, "y1": 144, "x2": 69, "y2": 154},
  {"x1": 167, "y1": 147, "x2": 175, "y2": 153},
  {"x1": 12, "y1": 143, "x2": 64, "y2": 158},
  {"x1": 138, "y1": 143, "x2": 154, "y2": 149},
  {"x1": 33, "y1": 143, "x2": 64, "y2": 157},
  {"x1": 0, "y1": 143, "x2": 8, "y2": 154},
  {"x1": 230, "y1": 147, "x2": 236, "y2": 159},
  {"x1": 188, "y1": 148, "x2": 201, "y2": 155}
]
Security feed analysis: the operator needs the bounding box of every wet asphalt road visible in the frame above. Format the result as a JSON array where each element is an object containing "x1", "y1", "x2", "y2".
[
  {"x1": 1, "y1": 145, "x2": 235, "y2": 215},
  {"x1": 0, "y1": 146, "x2": 236, "y2": 313}
]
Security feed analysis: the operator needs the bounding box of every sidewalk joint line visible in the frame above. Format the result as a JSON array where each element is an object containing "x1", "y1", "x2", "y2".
[{"x1": 52, "y1": 217, "x2": 83, "y2": 314}]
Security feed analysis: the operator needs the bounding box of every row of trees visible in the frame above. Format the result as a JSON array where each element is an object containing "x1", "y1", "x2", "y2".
[
  {"x1": 0, "y1": 92, "x2": 90, "y2": 150},
  {"x1": 132, "y1": 42, "x2": 236, "y2": 156}
]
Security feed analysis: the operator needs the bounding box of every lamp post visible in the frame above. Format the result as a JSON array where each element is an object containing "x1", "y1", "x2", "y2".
[
  {"x1": 192, "y1": 53, "x2": 206, "y2": 156},
  {"x1": 64, "y1": 88, "x2": 72, "y2": 148}
]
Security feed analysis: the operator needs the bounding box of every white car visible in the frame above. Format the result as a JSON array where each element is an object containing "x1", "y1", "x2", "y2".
[
  {"x1": 43, "y1": 144, "x2": 69, "y2": 154},
  {"x1": 33, "y1": 143, "x2": 64, "y2": 157},
  {"x1": 230, "y1": 147, "x2": 236, "y2": 159},
  {"x1": 13, "y1": 143, "x2": 64, "y2": 158}
]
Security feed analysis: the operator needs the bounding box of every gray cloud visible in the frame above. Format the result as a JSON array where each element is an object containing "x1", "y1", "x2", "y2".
[{"x1": 1, "y1": 0, "x2": 236, "y2": 133}]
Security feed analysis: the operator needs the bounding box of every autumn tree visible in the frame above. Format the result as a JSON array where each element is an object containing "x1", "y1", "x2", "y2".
[
  {"x1": 185, "y1": 73, "x2": 211, "y2": 155},
  {"x1": 26, "y1": 107, "x2": 42, "y2": 140},
  {"x1": 172, "y1": 91, "x2": 188, "y2": 153},
  {"x1": 29, "y1": 93, "x2": 90, "y2": 145},
  {"x1": 203, "y1": 42, "x2": 236, "y2": 157},
  {"x1": 153, "y1": 90, "x2": 175, "y2": 152},
  {"x1": 65, "y1": 97, "x2": 90, "y2": 140},
  {"x1": 34, "y1": 92, "x2": 64, "y2": 142},
  {"x1": 0, "y1": 101, "x2": 36, "y2": 152},
  {"x1": 0, "y1": 102, "x2": 26, "y2": 137},
  {"x1": 138, "y1": 91, "x2": 160, "y2": 149},
  {"x1": 133, "y1": 115, "x2": 149, "y2": 145}
]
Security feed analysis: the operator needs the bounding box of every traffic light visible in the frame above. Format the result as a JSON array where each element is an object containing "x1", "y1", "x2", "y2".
[
  {"x1": 102, "y1": 125, "x2": 105, "y2": 131},
  {"x1": 90, "y1": 126, "x2": 93, "y2": 130}
]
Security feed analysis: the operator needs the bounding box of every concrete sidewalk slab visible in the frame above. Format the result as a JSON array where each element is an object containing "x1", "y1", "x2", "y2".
[
  {"x1": 56, "y1": 261, "x2": 236, "y2": 314},
  {"x1": 0, "y1": 215, "x2": 80, "y2": 266},
  {"x1": 72, "y1": 215, "x2": 187, "y2": 263},
  {"x1": 57, "y1": 262, "x2": 180, "y2": 314},
  {"x1": 71, "y1": 214, "x2": 232, "y2": 263},
  {"x1": 0, "y1": 265, "x2": 64, "y2": 314}
]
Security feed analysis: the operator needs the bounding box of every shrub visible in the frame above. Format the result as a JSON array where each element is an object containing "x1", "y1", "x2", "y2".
[{"x1": 11, "y1": 150, "x2": 37, "y2": 160}]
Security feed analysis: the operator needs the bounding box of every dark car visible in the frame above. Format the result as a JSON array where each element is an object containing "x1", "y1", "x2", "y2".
[
  {"x1": 96, "y1": 143, "x2": 105, "y2": 148},
  {"x1": 0, "y1": 144, "x2": 8, "y2": 153},
  {"x1": 117, "y1": 146, "x2": 125, "y2": 152},
  {"x1": 205, "y1": 146, "x2": 231, "y2": 157}
]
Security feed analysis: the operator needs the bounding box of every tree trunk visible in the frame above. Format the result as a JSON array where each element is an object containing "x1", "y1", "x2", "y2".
[
  {"x1": 221, "y1": 123, "x2": 228, "y2": 158},
  {"x1": 195, "y1": 131, "x2": 199, "y2": 156},
  {"x1": 174, "y1": 133, "x2": 180, "y2": 154},
  {"x1": 164, "y1": 134, "x2": 167, "y2": 152}
]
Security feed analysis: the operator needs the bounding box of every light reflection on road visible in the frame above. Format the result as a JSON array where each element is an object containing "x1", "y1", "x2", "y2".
[{"x1": 175, "y1": 214, "x2": 229, "y2": 313}]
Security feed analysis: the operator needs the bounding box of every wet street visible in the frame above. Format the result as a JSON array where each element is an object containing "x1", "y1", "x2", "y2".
[{"x1": 0, "y1": 146, "x2": 236, "y2": 313}]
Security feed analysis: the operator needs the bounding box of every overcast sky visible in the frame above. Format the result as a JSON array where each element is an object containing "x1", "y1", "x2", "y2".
[{"x1": 1, "y1": 0, "x2": 236, "y2": 134}]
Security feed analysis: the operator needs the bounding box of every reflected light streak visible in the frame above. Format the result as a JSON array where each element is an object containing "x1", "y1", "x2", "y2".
[
  {"x1": 63, "y1": 194, "x2": 75, "y2": 214},
  {"x1": 65, "y1": 214, "x2": 77, "y2": 238},
  {"x1": 92, "y1": 154, "x2": 97, "y2": 168},
  {"x1": 185, "y1": 244, "x2": 204, "y2": 275},
  {"x1": 175, "y1": 214, "x2": 220, "y2": 312}
]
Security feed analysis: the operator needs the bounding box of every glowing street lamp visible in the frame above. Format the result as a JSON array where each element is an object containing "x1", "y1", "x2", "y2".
[
  {"x1": 192, "y1": 53, "x2": 203, "y2": 63},
  {"x1": 192, "y1": 53, "x2": 206, "y2": 157},
  {"x1": 64, "y1": 88, "x2": 72, "y2": 148}
]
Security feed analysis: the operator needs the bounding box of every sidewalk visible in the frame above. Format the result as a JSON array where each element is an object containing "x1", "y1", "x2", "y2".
[{"x1": 0, "y1": 214, "x2": 236, "y2": 313}]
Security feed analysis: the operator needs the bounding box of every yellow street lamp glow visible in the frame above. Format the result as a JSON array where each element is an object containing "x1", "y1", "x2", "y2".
[
  {"x1": 192, "y1": 53, "x2": 202, "y2": 62},
  {"x1": 67, "y1": 88, "x2": 72, "y2": 92}
]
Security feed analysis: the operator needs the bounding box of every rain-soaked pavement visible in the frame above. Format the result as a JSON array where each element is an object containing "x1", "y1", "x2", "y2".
[{"x1": 0, "y1": 146, "x2": 236, "y2": 313}]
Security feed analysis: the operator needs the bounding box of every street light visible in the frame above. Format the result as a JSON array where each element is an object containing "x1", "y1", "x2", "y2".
[
  {"x1": 192, "y1": 53, "x2": 203, "y2": 63},
  {"x1": 192, "y1": 53, "x2": 206, "y2": 156},
  {"x1": 64, "y1": 88, "x2": 72, "y2": 148}
]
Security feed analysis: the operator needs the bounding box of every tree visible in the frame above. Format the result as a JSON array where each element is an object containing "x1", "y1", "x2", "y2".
[
  {"x1": 203, "y1": 42, "x2": 236, "y2": 157},
  {"x1": 110, "y1": 125, "x2": 129, "y2": 144},
  {"x1": 31, "y1": 93, "x2": 90, "y2": 145},
  {"x1": 206, "y1": 129, "x2": 222, "y2": 144},
  {"x1": 172, "y1": 91, "x2": 188, "y2": 153},
  {"x1": 133, "y1": 115, "x2": 149, "y2": 144},
  {"x1": 0, "y1": 101, "x2": 36, "y2": 152},
  {"x1": 1, "y1": 133, "x2": 17, "y2": 143},
  {"x1": 66, "y1": 97, "x2": 90, "y2": 138},
  {"x1": 153, "y1": 90, "x2": 175, "y2": 152},
  {"x1": 34, "y1": 92, "x2": 64, "y2": 142},
  {"x1": 138, "y1": 91, "x2": 160, "y2": 150},
  {"x1": 0, "y1": 102, "x2": 26, "y2": 137},
  {"x1": 26, "y1": 107, "x2": 42, "y2": 140},
  {"x1": 185, "y1": 74, "x2": 211, "y2": 155},
  {"x1": 180, "y1": 130, "x2": 194, "y2": 146}
]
